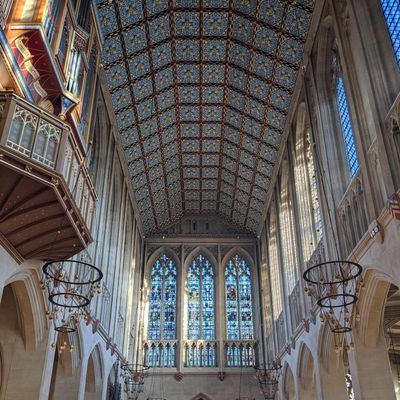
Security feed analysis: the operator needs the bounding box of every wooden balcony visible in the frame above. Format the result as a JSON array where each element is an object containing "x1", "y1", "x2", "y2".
[{"x1": 0, "y1": 91, "x2": 96, "y2": 262}]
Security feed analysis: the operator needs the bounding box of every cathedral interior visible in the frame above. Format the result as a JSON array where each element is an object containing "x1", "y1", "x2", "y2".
[{"x1": 0, "y1": 0, "x2": 400, "y2": 399}]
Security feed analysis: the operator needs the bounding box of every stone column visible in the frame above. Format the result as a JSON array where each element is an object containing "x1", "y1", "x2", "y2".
[
  {"x1": 317, "y1": 362, "x2": 348, "y2": 400},
  {"x1": 348, "y1": 333, "x2": 396, "y2": 400}
]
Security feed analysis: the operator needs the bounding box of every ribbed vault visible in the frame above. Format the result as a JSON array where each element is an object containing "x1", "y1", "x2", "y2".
[{"x1": 97, "y1": 0, "x2": 314, "y2": 234}]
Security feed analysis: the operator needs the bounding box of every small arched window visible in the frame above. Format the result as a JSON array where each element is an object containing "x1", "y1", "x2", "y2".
[
  {"x1": 187, "y1": 254, "x2": 215, "y2": 340},
  {"x1": 148, "y1": 254, "x2": 177, "y2": 340},
  {"x1": 225, "y1": 254, "x2": 254, "y2": 340},
  {"x1": 380, "y1": 0, "x2": 400, "y2": 65}
]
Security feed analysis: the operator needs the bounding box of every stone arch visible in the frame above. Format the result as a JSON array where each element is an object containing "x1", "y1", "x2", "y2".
[
  {"x1": 145, "y1": 246, "x2": 181, "y2": 280},
  {"x1": 5, "y1": 269, "x2": 46, "y2": 351},
  {"x1": 48, "y1": 327, "x2": 82, "y2": 400},
  {"x1": 184, "y1": 246, "x2": 218, "y2": 276},
  {"x1": 220, "y1": 246, "x2": 255, "y2": 270},
  {"x1": 314, "y1": 15, "x2": 336, "y2": 97},
  {"x1": 282, "y1": 362, "x2": 296, "y2": 400},
  {"x1": 85, "y1": 344, "x2": 103, "y2": 400},
  {"x1": 192, "y1": 393, "x2": 212, "y2": 400},
  {"x1": 317, "y1": 320, "x2": 336, "y2": 372},
  {"x1": 106, "y1": 362, "x2": 120, "y2": 399},
  {"x1": 357, "y1": 268, "x2": 394, "y2": 346},
  {"x1": 297, "y1": 342, "x2": 317, "y2": 399},
  {"x1": 0, "y1": 281, "x2": 49, "y2": 399}
]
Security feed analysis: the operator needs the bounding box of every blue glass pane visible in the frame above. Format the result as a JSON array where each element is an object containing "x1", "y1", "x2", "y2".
[
  {"x1": 188, "y1": 265, "x2": 201, "y2": 339},
  {"x1": 201, "y1": 259, "x2": 215, "y2": 340},
  {"x1": 148, "y1": 254, "x2": 177, "y2": 340},
  {"x1": 163, "y1": 259, "x2": 177, "y2": 339},
  {"x1": 187, "y1": 254, "x2": 215, "y2": 340},
  {"x1": 148, "y1": 261, "x2": 162, "y2": 340},
  {"x1": 238, "y1": 262, "x2": 254, "y2": 340},
  {"x1": 336, "y1": 76, "x2": 359, "y2": 178},
  {"x1": 225, "y1": 254, "x2": 254, "y2": 340},
  {"x1": 381, "y1": 0, "x2": 400, "y2": 65}
]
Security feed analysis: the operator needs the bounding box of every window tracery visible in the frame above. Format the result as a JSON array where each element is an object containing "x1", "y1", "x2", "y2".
[
  {"x1": 185, "y1": 254, "x2": 216, "y2": 367},
  {"x1": 225, "y1": 254, "x2": 254, "y2": 340},
  {"x1": 148, "y1": 254, "x2": 177, "y2": 341},
  {"x1": 187, "y1": 254, "x2": 215, "y2": 340}
]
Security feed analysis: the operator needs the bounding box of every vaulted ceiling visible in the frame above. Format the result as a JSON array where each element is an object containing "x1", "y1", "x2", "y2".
[{"x1": 97, "y1": 0, "x2": 314, "y2": 235}]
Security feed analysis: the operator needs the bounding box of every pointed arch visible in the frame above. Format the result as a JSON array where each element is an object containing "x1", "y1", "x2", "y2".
[
  {"x1": 146, "y1": 250, "x2": 178, "y2": 341},
  {"x1": 357, "y1": 268, "x2": 393, "y2": 346},
  {"x1": 184, "y1": 246, "x2": 218, "y2": 275},
  {"x1": 221, "y1": 246, "x2": 255, "y2": 269},
  {"x1": 84, "y1": 344, "x2": 104, "y2": 400},
  {"x1": 191, "y1": 393, "x2": 212, "y2": 400},
  {"x1": 282, "y1": 362, "x2": 296, "y2": 400},
  {"x1": 186, "y1": 252, "x2": 216, "y2": 340},
  {"x1": 145, "y1": 246, "x2": 181, "y2": 277},
  {"x1": 224, "y1": 251, "x2": 254, "y2": 340},
  {"x1": 297, "y1": 342, "x2": 316, "y2": 390},
  {"x1": 5, "y1": 269, "x2": 46, "y2": 351}
]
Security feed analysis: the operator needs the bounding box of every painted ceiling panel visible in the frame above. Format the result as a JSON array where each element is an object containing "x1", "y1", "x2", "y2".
[{"x1": 97, "y1": 0, "x2": 314, "y2": 234}]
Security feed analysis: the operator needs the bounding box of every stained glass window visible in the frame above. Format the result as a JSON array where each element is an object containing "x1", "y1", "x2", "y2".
[
  {"x1": 380, "y1": 0, "x2": 400, "y2": 65},
  {"x1": 336, "y1": 76, "x2": 359, "y2": 178},
  {"x1": 148, "y1": 254, "x2": 177, "y2": 340},
  {"x1": 225, "y1": 254, "x2": 254, "y2": 340},
  {"x1": 187, "y1": 254, "x2": 215, "y2": 340},
  {"x1": 186, "y1": 254, "x2": 216, "y2": 367}
]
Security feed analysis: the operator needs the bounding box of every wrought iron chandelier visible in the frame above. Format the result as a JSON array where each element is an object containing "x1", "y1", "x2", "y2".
[
  {"x1": 41, "y1": 259, "x2": 103, "y2": 347},
  {"x1": 254, "y1": 363, "x2": 282, "y2": 400},
  {"x1": 121, "y1": 364, "x2": 150, "y2": 400},
  {"x1": 303, "y1": 260, "x2": 363, "y2": 333}
]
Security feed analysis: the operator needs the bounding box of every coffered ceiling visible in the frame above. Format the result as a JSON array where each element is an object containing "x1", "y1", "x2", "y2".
[{"x1": 97, "y1": 0, "x2": 314, "y2": 234}]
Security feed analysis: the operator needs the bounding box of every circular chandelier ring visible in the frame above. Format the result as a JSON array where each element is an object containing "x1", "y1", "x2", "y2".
[
  {"x1": 48, "y1": 292, "x2": 90, "y2": 308},
  {"x1": 43, "y1": 260, "x2": 103, "y2": 285},
  {"x1": 317, "y1": 293, "x2": 358, "y2": 308},
  {"x1": 55, "y1": 325, "x2": 76, "y2": 334},
  {"x1": 303, "y1": 260, "x2": 362, "y2": 285}
]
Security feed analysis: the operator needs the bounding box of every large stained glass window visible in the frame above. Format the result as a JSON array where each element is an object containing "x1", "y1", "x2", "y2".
[
  {"x1": 186, "y1": 254, "x2": 216, "y2": 367},
  {"x1": 148, "y1": 254, "x2": 177, "y2": 340},
  {"x1": 225, "y1": 254, "x2": 254, "y2": 340},
  {"x1": 336, "y1": 75, "x2": 359, "y2": 178},
  {"x1": 187, "y1": 254, "x2": 215, "y2": 340},
  {"x1": 380, "y1": 0, "x2": 400, "y2": 65}
]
